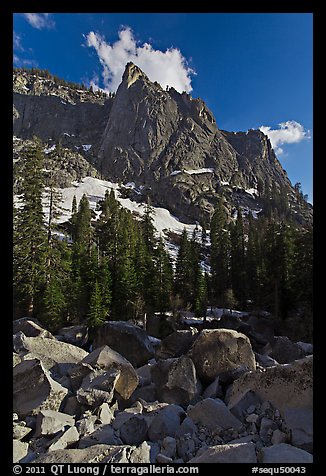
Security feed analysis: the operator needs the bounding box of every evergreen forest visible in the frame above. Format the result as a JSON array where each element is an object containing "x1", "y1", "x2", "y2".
[{"x1": 13, "y1": 140, "x2": 313, "y2": 340}]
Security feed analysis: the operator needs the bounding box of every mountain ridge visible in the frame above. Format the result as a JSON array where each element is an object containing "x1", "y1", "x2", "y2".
[{"x1": 13, "y1": 64, "x2": 312, "y2": 225}]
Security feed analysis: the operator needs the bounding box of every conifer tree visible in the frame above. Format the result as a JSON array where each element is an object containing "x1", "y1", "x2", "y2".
[
  {"x1": 13, "y1": 138, "x2": 47, "y2": 317},
  {"x1": 210, "y1": 199, "x2": 230, "y2": 306},
  {"x1": 154, "y1": 237, "x2": 174, "y2": 313},
  {"x1": 230, "y1": 208, "x2": 247, "y2": 308},
  {"x1": 174, "y1": 229, "x2": 194, "y2": 308},
  {"x1": 194, "y1": 270, "x2": 208, "y2": 317}
]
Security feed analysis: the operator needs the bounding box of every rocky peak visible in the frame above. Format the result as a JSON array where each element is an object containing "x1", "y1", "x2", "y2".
[
  {"x1": 122, "y1": 62, "x2": 149, "y2": 89},
  {"x1": 13, "y1": 65, "x2": 312, "y2": 225}
]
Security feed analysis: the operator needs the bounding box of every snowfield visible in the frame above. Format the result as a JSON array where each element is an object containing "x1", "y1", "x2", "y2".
[{"x1": 58, "y1": 177, "x2": 200, "y2": 237}]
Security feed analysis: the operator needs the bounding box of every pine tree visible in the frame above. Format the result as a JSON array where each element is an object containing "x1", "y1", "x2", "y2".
[
  {"x1": 262, "y1": 221, "x2": 295, "y2": 319},
  {"x1": 230, "y1": 208, "x2": 247, "y2": 308},
  {"x1": 174, "y1": 229, "x2": 194, "y2": 308},
  {"x1": 69, "y1": 194, "x2": 94, "y2": 320},
  {"x1": 245, "y1": 212, "x2": 262, "y2": 308},
  {"x1": 88, "y1": 280, "x2": 108, "y2": 328},
  {"x1": 210, "y1": 199, "x2": 230, "y2": 307},
  {"x1": 13, "y1": 138, "x2": 47, "y2": 317},
  {"x1": 194, "y1": 270, "x2": 208, "y2": 318},
  {"x1": 154, "y1": 237, "x2": 174, "y2": 313}
]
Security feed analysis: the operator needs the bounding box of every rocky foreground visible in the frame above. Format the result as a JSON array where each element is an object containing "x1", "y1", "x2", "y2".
[{"x1": 13, "y1": 315, "x2": 313, "y2": 464}]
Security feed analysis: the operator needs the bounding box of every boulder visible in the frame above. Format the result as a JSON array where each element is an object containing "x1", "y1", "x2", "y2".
[
  {"x1": 69, "y1": 345, "x2": 139, "y2": 400},
  {"x1": 35, "y1": 410, "x2": 75, "y2": 437},
  {"x1": 202, "y1": 376, "x2": 223, "y2": 399},
  {"x1": 119, "y1": 415, "x2": 149, "y2": 445},
  {"x1": 160, "y1": 436, "x2": 177, "y2": 459},
  {"x1": 175, "y1": 417, "x2": 197, "y2": 438},
  {"x1": 271, "y1": 429, "x2": 287, "y2": 445},
  {"x1": 187, "y1": 329, "x2": 256, "y2": 383},
  {"x1": 13, "y1": 440, "x2": 29, "y2": 463},
  {"x1": 270, "y1": 336, "x2": 306, "y2": 364},
  {"x1": 148, "y1": 405, "x2": 185, "y2": 442},
  {"x1": 156, "y1": 453, "x2": 173, "y2": 463},
  {"x1": 151, "y1": 356, "x2": 201, "y2": 406},
  {"x1": 227, "y1": 356, "x2": 313, "y2": 453},
  {"x1": 156, "y1": 330, "x2": 198, "y2": 359},
  {"x1": 13, "y1": 352, "x2": 21, "y2": 367},
  {"x1": 78, "y1": 425, "x2": 120, "y2": 448},
  {"x1": 95, "y1": 403, "x2": 114, "y2": 425},
  {"x1": 32, "y1": 444, "x2": 125, "y2": 463},
  {"x1": 62, "y1": 396, "x2": 82, "y2": 418},
  {"x1": 128, "y1": 441, "x2": 152, "y2": 463},
  {"x1": 129, "y1": 384, "x2": 158, "y2": 404},
  {"x1": 189, "y1": 442, "x2": 257, "y2": 463},
  {"x1": 13, "y1": 317, "x2": 55, "y2": 339},
  {"x1": 34, "y1": 443, "x2": 151, "y2": 464},
  {"x1": 13, "y1": 423, "x2": 33, "y2": 440},
  {"x1": 259, "y1": 417, "x2": 278, "y2": 444},
  {"x1": 48, "y1": 426, "x2": 80, "y2": 452},
  {"x1": 76, "y1": 368, "x2": 120, "y2": 407},
  {"x1": 13, "y1": 359, "x2": 68, "y2": 418},
  {"x1": 136, "y1": 360, "x2": 156, "y2": 386},
  {"x1": 188, "y1": 398, "x2": 242, "y2": 431},
  {"x1": 228, "y1": 390, "x2": 262, "y2": 422},
  {"x1": 255, "y1": 352, "x2": 279, "y2": 368},
  {"x1": 283, "y1": 407, "x2": 313, "y2": 453},
  {"x1": 296, "y1": 341, "x2": 313, "y2": 355},
  {"x1": 111, "y1": 403, "x2": 142, "y2": 428},
  {"x1": 146, "y1": 314, "x2": 176, "y2": 339},
  {"x1": 76, "y1": 415, "x2": 97, "y2": 437},
  {"x1": 92, "y1": 321, "x2": 155, "y2": 367},
  {"x1": 56, "y1": 325, "x2": 89, "y2": 347},
  {"x1": 13, "y1": 333, "x2": 88, "y2": 375},
  {"x1": 258, "y1": 443, "x2": 313, "y2": 463}
]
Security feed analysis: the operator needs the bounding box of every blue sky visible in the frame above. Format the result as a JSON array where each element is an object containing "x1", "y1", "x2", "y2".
[{"x1": 13, "y1": 12, "x2": 313, "y2": 202}]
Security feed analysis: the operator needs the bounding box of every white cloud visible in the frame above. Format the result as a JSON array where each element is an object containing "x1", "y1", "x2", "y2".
[
  {"x1": 85, "y1": 27, "x2": 194, "y2": 93},
  {"x1": 13, "y1": 32, "x2": 24, "y2": 51},
  {"x1": 259, "y1": 121, "x2": 311, "y2": 155},
  {"x1": 23, "y1": 13, "x2": 55, "y2": 30}
]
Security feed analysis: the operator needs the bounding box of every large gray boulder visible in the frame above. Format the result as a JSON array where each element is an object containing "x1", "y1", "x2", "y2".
[
  {"x1": 69, "y1": 345, "x2": 139, "y2": 400},
  {"x1": 188, "y1": 329, "x2": 256, "y2": 383},
  {"x1": 151, "y1": 356, "x2": 201, "y2": 406},
  {"x1": 258, "y1": 443, "x2": 313, "y2": 463},
  {"x1": 76, "y1": 368, "x2": 120, "y2": 407},
  {"x1": 56, "y1": 325, "x2": 89, "y2": 347},
  {"x1": 48, "y1": 426, "x2": 80, "y2": 452},
  {"x1": 228, "y1": 356, "x2": 313, "y2": 453},
  {"x1": 78, "y1": 424, "x2": 120, "y2": 448},
  {"x1": 119, "y1": 415, "x2": 149, "y2": 446},
  {"x1": 148, "y1": 405, "x2": 185, "y2": 442},
  {"x1": 35, "y1": 410, "x2": 75, "y2": 437},
  {"x1": 32, "y1": 443, "x2": 152, "y2": 463},
  {"x1": 92, "y1": 321, "x2": 155, "y2": 367},
  {"x1": 156, "y1": 330, "x2": 198, "y2": 359},
  {"x1": 13, "y1": 359, "x2": 68, "y2": 418},
  {"x1": 13, "y1": 332, "x2": 88, "y2": 375},
  {"x1": 13, "y1": 317, "x2": 55, "y2": 339},
  {"x1": 188, "y1": 398, "x2": 242, "y2": 431},
  {"x1": 32, "y1": 444, "x2": 123, "y2": 463},
  {"x1": 270, "y1": 336, "x2": 306, "y2": 364},
  {"x1": 189, "y1": 442, "x2": 257, "y2": 463},
  {"x1": 13, "y1": 352, "x2": 21, "y2": 367},
  {"x1": 13, "y1": 440, "x2": 29, "y2": 463}
]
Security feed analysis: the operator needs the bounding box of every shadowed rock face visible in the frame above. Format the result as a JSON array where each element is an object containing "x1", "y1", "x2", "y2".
[{"x1": 13, "y1": 64, "x2": 312, "y2": 225}]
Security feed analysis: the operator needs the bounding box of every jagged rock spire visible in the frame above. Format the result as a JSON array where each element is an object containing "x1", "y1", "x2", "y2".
[{"x1": 122, "y1": 62, "x2": 148, "y2": 88}]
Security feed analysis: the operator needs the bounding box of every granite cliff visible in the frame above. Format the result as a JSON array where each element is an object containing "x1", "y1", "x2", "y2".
[{"x1": 13, "y1": 64, "x2": 312, "y2": 225}]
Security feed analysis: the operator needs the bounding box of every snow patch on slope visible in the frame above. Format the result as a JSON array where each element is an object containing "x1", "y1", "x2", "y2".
[{"x1": 57, "y1": 177, "x2": 199, "y2": 237}]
